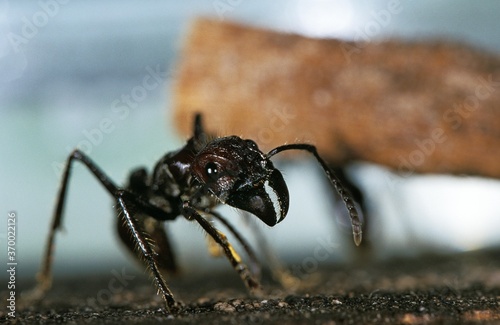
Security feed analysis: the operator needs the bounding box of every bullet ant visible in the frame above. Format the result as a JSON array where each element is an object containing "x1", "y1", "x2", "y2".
[{"x1": 30, "y1": 113, "x2": 362, "y2": 313}]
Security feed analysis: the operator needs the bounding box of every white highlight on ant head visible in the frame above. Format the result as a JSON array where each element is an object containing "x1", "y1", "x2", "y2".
[{"x1": 263, "y1": 180, "x2": 283, "y2": 225}]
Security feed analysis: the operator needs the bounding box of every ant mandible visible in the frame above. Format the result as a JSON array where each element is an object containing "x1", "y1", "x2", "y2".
[{"x1": 30, "y1": 113, "x2": 362, "y2": 314}]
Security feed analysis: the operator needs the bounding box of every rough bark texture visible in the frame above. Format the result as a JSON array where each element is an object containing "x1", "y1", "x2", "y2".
[{"x1": 173, "y1": 18, "x2": 500, "y2": 178}]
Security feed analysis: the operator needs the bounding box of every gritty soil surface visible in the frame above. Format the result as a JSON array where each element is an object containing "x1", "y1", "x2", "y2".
[{"x1": 2, "y1": 249, "x2": 500, "y2": 324}]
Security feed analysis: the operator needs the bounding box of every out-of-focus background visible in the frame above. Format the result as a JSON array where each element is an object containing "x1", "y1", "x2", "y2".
[{"x1": 1, "y1": 0, "x2": 500, "y2": 279}]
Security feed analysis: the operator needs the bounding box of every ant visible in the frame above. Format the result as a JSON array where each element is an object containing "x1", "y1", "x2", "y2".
[{"x1": 29, "y1": 113, "x2": 362, "y2": 314}]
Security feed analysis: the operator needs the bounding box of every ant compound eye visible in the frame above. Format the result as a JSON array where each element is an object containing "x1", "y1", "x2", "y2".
[{"x1": 205, "y1": 162, "x2": 219, "y2": 177}]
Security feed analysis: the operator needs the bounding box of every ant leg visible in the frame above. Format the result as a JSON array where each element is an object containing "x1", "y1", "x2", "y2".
[
  {"x1": 182, "y1": 203, "x2": 261, "y2": 294},
  {"x1": 31, "y1": 149, "x2": 180, "y2": 312},
  {"x1": 210, "y1": 211, "x2": 262, "y2": 280},
  {"x1": 242, "y1": 213, "x2": 302, "y2": 290},
  {"x1": 116, "y1": 192, "x2": 181, "y2": 313},
  {"x1": 117, "y1": 168, "x2": 178, "y2": 274},
  {"x1": 31, "y1": 149, "x2": 119, "y2": 299},
  {"x1": 117, "y1": 214, "x2": 178, "y2": 274},
  {"x1": 266, "y1": 144, "x2": 363, "y2": 246}
]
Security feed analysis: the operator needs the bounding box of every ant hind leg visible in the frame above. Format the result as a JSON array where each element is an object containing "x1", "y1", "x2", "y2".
[{"x1": 27, "y1": 149, "x2": 119, "y2": 302}]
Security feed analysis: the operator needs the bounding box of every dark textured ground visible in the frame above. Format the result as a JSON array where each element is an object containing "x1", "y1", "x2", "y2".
[{"x1": 2, "y1": 249, "x2": 500, "y2": 324}]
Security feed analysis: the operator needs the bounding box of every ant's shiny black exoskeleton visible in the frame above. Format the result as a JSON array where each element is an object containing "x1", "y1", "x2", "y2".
[{"x1": 30, "y1": 113, "x2": 362, "y2": 314}]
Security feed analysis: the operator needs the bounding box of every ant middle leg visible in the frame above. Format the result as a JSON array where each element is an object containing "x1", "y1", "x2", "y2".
[
  {"x1": 117, "y1": 213, "x2": 179, "y2": 275},
  {"x1": 117, "y1": 167, "x2": 178, "y2": 274},
  {"x1": 30, "y1": 149, "x2": 181, "y2": 313},
  {"x1": 116, "y1": 192, "x2": 181, "y2": 313}
]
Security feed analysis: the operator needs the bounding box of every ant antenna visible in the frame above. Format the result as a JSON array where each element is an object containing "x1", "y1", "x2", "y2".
[{"x1": 266, "y1": 144, "x2": 362, "y2": 246}]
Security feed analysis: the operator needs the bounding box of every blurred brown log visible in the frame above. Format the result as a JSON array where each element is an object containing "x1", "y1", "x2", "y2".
[{"x1": 173, "y1": 18, "x2": 500, "y2": 178}]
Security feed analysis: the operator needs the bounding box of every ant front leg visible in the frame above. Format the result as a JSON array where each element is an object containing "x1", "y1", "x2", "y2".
[
  {"x1": 242, "y1": 213, "x2": 302, "y2": 290},
  {"x1": 210, "y1": 211, "x2": 262, "y2": 280},
  {"x1": 182, "y1": 203, "x2": 262, "y2": 294}
]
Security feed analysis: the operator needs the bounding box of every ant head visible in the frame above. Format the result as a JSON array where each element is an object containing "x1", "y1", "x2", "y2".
[{"x1": 191, "y1": 136, "x2": 289, "y2": 226}]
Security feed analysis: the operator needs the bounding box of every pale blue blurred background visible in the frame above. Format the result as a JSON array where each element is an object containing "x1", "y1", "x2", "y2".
[{"x1": 1, "y1": 0, "x2": 500, "y2": 279}]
